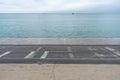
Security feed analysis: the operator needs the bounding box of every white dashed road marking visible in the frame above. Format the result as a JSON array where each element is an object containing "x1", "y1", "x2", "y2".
[
  {"x1": 104, "y1": 47, "x2": 115, "y2": 51},
  {"x1": 25, "y1": 47, "x2": 42, "y2": 58},
  {"x1": 93, "y1": 52, "x2": 105, "y2": 57},
  {"x1": 104, "y1": 47, "x2": 120, "y2": 57},
  {"x1": 88, "y1": 47, "x2": 104, "y2": 57},
  {"x1": 24, "y1": 51, "x2": 36, "y2": 58},
  {"x1": 0, "y1": 51, "x2": 11, "y2": 58},
  {"x1": 67, "y1": 47, "x2": 74, "y2": 58},
  {"x1": 35, "y1": 47, "x2": 42, "y2": 53},
  {"x1": 67, "y1": 47, "x2": 72, "y2": 52},
  {"x1": 40, "y1": 51, "x2": 49, "y2": 59},
  {"x1": 88, "y1": 47, "x2": 98, "y2": 51},
  {"x1": 113, "y1": 51, "x2": 120, "y2": 56},
  {"x1": 69, "y1": 53, "x2": 74, "y2": 58}
]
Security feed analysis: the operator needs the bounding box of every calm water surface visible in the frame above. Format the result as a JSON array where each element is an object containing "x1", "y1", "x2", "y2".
[{"x1": 0, "y1": 13, "x2": 120, "y2": 38}]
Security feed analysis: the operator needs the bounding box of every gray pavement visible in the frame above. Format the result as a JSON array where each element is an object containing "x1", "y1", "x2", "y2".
[{"x1": 0, "y1": 45, "x2": 120, "y2": 63}]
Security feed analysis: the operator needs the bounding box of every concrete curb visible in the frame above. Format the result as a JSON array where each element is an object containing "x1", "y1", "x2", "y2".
[{"x1": 0, "y1": 38, "x2": 120, "y2": 45}]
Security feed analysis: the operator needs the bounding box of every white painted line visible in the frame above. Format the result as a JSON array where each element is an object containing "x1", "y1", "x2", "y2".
[
  {"x1": 25, "y1": 47, "x2": 42, "y2": 59},
  {"x1": 0, "y1": 51, "x2": 11, "y2": 58},
  {"x1": 67, "y1": 47, "x2": 72, "y2": 52},
  {"x1": 88, "y1": 47, "x2": 98, "y2": 51},
  {"x1": 88, "y1": 47, "x2": 93, "y2": 51},
  {"x1": 93, "y1": 52, "x2": 105, "y2": 57},
  {"x1": 49, "y1": 51, "x2": 68, "y2": 52},
  {"x1": 67, "y1": 47, "x2": 74, "y2": 58},
  {"x1": 114, "y1": 51, "x2": 120, "y2": 56},
  {"x1": 35, "y1": 47, "x2": 42, "y2": 53},
  {"x1": 104, "y1": 47, "x2": 119, "y2": 57},
  {"x1": 104, "y1": 47, "x2": 115, "y2": 51},
  {"x1": 40, "y1": 51, "x2": 49, "y2": 59},
  {"x1": 69, "y1": 53, "x2": 74, "y2": 58},
  {"x1": 24, "y1": 51, "x2": 36, "y2": 59}
]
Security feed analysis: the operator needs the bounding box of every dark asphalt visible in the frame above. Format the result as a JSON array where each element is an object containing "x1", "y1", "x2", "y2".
[{"x1": 0, "y1": 45, "x2": 120, "y2": 64}]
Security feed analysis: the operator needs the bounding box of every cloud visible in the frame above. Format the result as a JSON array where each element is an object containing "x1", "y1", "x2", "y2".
[{"x1": 0, "y1": 0, "x2": 120, "y2": 13}]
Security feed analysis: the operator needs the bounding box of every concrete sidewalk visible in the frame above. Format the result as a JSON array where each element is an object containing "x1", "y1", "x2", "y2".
[{"x1": 0, "y1": 64, "x2": 120, "y2": 80}]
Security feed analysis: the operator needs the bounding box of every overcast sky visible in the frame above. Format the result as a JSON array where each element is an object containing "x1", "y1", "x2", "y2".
[{"x1": 0, "y1": 0, "x2": 120, "y2": 13}]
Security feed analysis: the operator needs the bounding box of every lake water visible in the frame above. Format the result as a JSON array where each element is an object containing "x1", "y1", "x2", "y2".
[{"x1": 0, "y1": 13, "x2": 120, "y2": 38}]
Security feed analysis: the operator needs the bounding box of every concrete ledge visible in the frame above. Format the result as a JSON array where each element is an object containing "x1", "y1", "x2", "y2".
[
  {"x1": 0, "y1": 38, "x2": 120, "y2": 45},
  {"x1": 0, "y1": 58, "x2": 120, "y2": 64}
]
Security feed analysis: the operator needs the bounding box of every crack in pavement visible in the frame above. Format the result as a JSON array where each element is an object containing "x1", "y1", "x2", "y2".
[{"x1": 52, "y1": 64, "x2": 56, "y2": 80}]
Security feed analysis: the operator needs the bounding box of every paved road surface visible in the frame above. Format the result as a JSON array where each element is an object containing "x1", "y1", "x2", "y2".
[{"x1": 0, "y1": 45, "x2": 120, "y2": 64}]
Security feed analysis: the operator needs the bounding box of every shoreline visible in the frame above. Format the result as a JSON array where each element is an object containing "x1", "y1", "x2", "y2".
[{"x1": 0, "y1": 38, "x2": 120, "y2": 45}]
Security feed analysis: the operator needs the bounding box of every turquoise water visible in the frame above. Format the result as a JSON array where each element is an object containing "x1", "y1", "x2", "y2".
[{"x1": 0, "y1": 13, "x2": 120, "y2": 38}]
